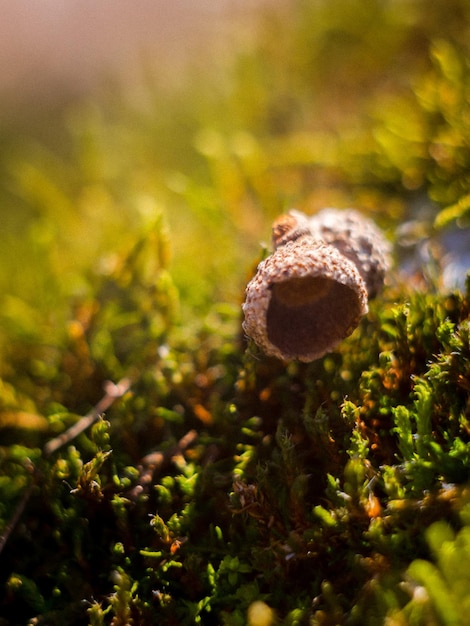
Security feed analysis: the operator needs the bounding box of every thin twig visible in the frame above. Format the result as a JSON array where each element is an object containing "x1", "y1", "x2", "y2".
[
  {"x1": 43, "y1": 377, "x2": 132, "y2": 457},
  {"x1": 0, "y1": 377, "x2": 132, "y2": 556},
  {"x1": 127, "y1": 429, "x2": 198, "y2": 501}
]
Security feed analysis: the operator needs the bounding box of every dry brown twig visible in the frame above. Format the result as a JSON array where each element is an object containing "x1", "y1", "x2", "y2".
[
  {"x1": 43, "y1": 378, "x2": 132, "y2": 457},
  {"x1": 0, "y1": 377, "x2": 132, "y2": 556},
  {"x1": 127, "y1": 428, "x2": 198, "y2": 502}
]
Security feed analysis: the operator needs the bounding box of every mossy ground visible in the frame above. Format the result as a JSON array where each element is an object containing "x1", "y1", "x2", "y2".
[{"x1": 1, "y1": 1, "x2": 470, "y2": 624}]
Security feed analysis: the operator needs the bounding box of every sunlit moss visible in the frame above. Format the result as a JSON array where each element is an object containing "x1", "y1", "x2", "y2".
[{"x1": 1, "y1": 0, "x2": 470, "y2": 623}]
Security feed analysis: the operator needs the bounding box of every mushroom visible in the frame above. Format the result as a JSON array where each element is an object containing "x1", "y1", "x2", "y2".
[{"x1": 242, "y1": 209, "x2": 390, "y2": 362}]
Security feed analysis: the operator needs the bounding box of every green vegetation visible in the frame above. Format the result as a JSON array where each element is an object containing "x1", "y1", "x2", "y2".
[{"x1": 1, "y1": 0, "x2": 470, "y2": 623}]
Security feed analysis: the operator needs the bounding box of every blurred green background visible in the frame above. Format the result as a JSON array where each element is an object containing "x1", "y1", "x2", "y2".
[{"x1": 1, "y1": 0, "x2": 470, "y2": 357}]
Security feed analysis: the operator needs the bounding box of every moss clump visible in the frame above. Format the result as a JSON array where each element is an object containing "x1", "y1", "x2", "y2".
[{"x1": 2, "y1": 260, "x2": 470, "y2": 625}]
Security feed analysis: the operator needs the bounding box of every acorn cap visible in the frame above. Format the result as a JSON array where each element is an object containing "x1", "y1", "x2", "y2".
[
  {"x1": 308, "y1": 208, "x2": 391, "y2": 299},
  {"x1": 272, "y1": 210, "x2": 311, "y2": 248},
  {"x1": 242, "y1": 236, "x2": 368, "y2": 362}
]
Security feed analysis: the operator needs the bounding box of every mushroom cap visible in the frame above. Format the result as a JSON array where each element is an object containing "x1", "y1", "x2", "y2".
[
  {"x1": 242, "y1": 236, "x2": 368, "y2": 362},
  {"x1": 308, "y1": 208, "x2": 391, "y2": 299}
]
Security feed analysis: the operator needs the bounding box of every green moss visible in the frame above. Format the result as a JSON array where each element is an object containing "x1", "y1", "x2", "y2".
[{"x1": 1, "y1": 0, "x2": 470, "y2": 623}]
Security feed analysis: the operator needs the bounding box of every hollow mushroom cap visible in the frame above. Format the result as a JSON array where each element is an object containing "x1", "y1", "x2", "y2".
[
  {"x1": 242, "y1": 236, "x2": 368, "y2": 362},
  {"x1": 308, "y1": 208, "x2": 391, "y2": 299}
]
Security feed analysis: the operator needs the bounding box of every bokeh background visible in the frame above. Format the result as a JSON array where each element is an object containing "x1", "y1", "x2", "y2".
[
  {"x1": 0, "y1": 0, "x2": 275, "y2": 314},
  {"x1": 0, "y1": 1, "x2": 275, "y2": 103},
  {"x1": 1, "y1": 0, "x2": 470, "y2": 333}
]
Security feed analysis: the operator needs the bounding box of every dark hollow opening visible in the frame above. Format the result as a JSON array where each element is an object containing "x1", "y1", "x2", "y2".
[{"x1": 266, "y1": 275, "x2": 362, "y2": 359}]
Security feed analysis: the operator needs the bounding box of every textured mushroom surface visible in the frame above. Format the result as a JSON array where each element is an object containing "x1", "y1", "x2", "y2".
[{"x1": 242, "y1": 237, "x2": 368, "y2": 362}]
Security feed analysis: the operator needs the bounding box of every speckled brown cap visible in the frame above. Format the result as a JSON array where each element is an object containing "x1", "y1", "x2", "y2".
[
  {"x1": 242, "y1": 236, "x2": 368, "y2": 362},
  {"x1": 271, "y1": 210, "x2": 311, "y2": 248},
  {"x1": 308, "y1": 208, "x2": 391, "y2": 299}
]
